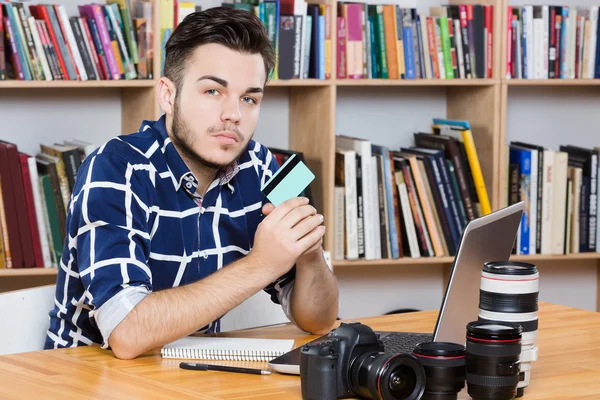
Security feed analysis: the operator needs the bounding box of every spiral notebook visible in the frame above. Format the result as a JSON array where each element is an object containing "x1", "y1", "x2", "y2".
[{"x1": 160, "y1": 336, "x2": 295, "y2": 361}]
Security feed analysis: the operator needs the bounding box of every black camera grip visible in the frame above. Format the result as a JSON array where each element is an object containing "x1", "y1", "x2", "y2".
[{"x1": 300, "y1": 342, "x2": 339, "y2": 400}]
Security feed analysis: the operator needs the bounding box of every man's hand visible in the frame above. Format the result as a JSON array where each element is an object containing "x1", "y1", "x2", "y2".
[
  {"x1": 252, "y1": 197, "x2": 325, "y2": 278},
  {"x1": 262, "y1": 199, "x2": 325, "y2": 260}
]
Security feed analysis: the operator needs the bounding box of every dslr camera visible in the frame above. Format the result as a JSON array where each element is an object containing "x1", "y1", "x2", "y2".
[{"x1": 299, "y1": 322, "x2": 426, "y2": 400}]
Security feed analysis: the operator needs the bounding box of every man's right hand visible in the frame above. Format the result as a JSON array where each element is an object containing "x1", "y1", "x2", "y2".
[{"x1": 251, "y1": 197, "x2": 325, "y2": 278}]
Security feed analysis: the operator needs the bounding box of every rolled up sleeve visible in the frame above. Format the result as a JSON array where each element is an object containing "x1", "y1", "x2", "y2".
[{"x1": 74, "y1": 152, "x2": 154, "y2": 348}]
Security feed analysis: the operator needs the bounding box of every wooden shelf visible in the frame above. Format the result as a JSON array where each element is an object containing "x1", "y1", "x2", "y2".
[
  {"x1": 267, "y1": 79, "x2": 331, "y2": 87},
  {"x1": 333, "y1": 257, "x2": 456, "y2": 268},
  {"x1": 333, "y1": 253, "x2": 600, "y2": 269},
  {"x1": 0, "y1": 80, "x2": 157, "y2": 89},
  {"x1": 335, "y1": 78, "x2": 498, "y2": 86},
  {"x1": 0, "y1": 268, "x2": 58, "y2": 277},
  {"x1": 505, "y1": 79, "x2": 600, "y2": 86},
  {"x1": 510, "y1": 253, "x2": 600, "y2": 262}
]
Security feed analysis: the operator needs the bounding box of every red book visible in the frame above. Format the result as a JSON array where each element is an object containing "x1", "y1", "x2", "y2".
[
  {"x1": 336, "y1": 16, "x2": 347, "y2": 79},
  {"x1": 0, "y1": 141, "x2": 35, "y2": 268},
  {"x1": 19, "y1": 153, "x2": 44, "y2": 268},
  {"x1": 485, "y1": 5, "x2": 493, "y2": 79},
  {"x1": 0, "y1": 143, "x2": 22, "y2": 268}
]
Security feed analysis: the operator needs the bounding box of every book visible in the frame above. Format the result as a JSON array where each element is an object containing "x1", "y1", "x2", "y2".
[{"x1": 160, "y1": 336, "x2": 295, "y2": 361}]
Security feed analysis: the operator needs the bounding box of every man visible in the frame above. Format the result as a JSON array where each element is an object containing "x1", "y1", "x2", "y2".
[{"x1": 45, "y1": 6, "x2": 339, "y2": 359}]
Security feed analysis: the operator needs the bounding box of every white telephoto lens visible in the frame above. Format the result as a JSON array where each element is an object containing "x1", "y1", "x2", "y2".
[{"x1": 478, "y1": 261, "x2": 540, "y2": 398}]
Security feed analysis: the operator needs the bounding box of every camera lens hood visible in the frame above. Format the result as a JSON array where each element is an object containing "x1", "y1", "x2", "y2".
[
  {"x1": 467, "y1": 321, "x2": 522, "y2": 341},
  {"x1": 482, "y1": 261, "x2": 538, "y2": 276},
  {"x1": 412, "y1": 342, "x2": 466, "y2": 359},
  {"x1": 412, "y1": 342, "x2": 466, "y2": 400}
]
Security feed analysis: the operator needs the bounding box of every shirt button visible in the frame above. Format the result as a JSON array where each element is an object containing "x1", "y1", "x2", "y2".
[{"x1": 203, "y1": 252, "x2": 208, "y2": 260}]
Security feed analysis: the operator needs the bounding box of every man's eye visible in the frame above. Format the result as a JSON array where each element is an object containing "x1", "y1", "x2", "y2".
[
  {"x1": 242, "y1": 96, "x2": 257, "y2": 104},
  {"x1": 206, "y1": 89, "x2": 220, "y2": 96}
]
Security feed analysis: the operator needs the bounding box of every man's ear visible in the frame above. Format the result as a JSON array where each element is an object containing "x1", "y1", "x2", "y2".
[{"x1": 157, "y1": 77, "x2": 177, "y2": 115}]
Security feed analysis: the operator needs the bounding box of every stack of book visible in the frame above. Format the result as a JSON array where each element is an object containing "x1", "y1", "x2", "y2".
[
  {"x1": 0, "y1": 139, "x2": 94, "y2": 269},
  {"x1": 336, "y1": 3, "x2": 494, "y2": 80},
  {"x1": 0, "y1": 1, "x2": 153, "y2": 81},
  {"x1": 190, "y1": 1, "x2": 494, "y2": 80},
  {"x1": 506, "y1": 142, "x2": 599, "y2": 255},
  {"x1": 333, "y1": 118, "x2": 491, "y2": 261},
  {"x1": 506, "y1": 5, "x2": 600, "y2": 79}
]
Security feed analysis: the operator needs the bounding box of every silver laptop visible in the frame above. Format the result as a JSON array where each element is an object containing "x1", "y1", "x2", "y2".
[{"x1": 268, "y1": 202, "x2": 524, "y2": 375}]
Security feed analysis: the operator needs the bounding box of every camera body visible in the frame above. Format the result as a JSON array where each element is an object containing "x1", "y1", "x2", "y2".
[{"x1": 300, "y1": 322, "x2": 385, "y2": 400}]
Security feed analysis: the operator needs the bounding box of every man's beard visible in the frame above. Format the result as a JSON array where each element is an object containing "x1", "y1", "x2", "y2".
[{"x1": 171, "y1": 102, "x2": 246, "y2": 171}]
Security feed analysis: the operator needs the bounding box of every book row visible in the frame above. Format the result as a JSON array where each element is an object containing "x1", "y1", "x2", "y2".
[
  {"x1": 506, "y1": 142, "x2": 599, "y2": 256},
  {"x1": 0, "y1": 0, "x2": 153, "y2": 81},
  {"x1": 336, "y1": 3, "x2": 494, "y2": 80},
  {"x1": 506, "y1": 5, "x2": 600, "y2": 79},
  {"x1": 332, "y1": 118, "x2": 492, "y2": 261},
  {"x1": 168, "y1": 1, "x2": 495, "y2": 81},
  {"x1": 0, "y1": 139, "x2": 95, "y2": 269}
]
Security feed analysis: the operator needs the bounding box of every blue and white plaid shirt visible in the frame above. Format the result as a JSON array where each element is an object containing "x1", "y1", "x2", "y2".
[{"x1": 44, "y1": 115, "x2": 295, "y2": 350}]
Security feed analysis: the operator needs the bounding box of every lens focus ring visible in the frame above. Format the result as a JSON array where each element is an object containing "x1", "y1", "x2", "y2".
[
  {"x1": 466, "y1": 373, "x2": 520, "y2": 387},
  {"x1": 466, "y1": 341, "x2": 521, "y2": 357},
  {"x1": 479, "y1": 290, "x2": 539, "y2": 313}
]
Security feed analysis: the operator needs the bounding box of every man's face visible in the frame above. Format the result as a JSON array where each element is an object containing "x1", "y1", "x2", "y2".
[{"x1": 171, "y1": 43, "x2": 266, "y2": 170}]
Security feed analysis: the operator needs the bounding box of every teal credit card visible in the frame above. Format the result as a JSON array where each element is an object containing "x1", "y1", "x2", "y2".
[{"x1": 261, "y1": 154, "x2": 315, "y2": 206}]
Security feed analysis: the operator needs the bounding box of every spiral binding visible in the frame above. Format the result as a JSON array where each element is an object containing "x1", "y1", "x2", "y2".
[{"x1": 160, "y1": 347, "x2": 285, "y2": 361}]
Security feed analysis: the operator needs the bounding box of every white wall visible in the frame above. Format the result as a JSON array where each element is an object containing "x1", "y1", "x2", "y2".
[
  {"x1": 0, "y1": 89, "x2": 121, "y2": 155},
  {"x1": 336, "y1": 86, "x2": 447, "y2": 150}
]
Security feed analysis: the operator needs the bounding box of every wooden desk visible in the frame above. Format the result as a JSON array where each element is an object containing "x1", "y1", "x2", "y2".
[{"x1": 0, "y1": 303, "x2": 598, "y2": 399}]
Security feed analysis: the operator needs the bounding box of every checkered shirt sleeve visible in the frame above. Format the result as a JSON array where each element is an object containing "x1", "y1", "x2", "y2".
[{"x1": 71, "y1": 150, "x2": 154, "y2": 347}]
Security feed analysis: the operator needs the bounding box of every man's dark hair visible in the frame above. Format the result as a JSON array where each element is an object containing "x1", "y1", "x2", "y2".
[{"x1": 163, "y1": 6, "x2": 275, "y2": 91}]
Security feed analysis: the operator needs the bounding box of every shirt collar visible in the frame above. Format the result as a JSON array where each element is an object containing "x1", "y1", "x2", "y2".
[{"x1": 141, "y1": 115, "x2": 240, "y2": 196}]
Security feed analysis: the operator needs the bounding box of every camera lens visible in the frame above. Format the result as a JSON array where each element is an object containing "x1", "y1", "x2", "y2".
[
  {"x1": 350, "y1": 352, "x2": 426, "y2": 400},
  {"x1": 479, "y1": 261, "x2": 539, "y2": 346},
  {"x1": 479, "y1": 261, "x2": 539, "y2": 397},
  {"x1": 412, "y1": 342, "x2": 466, "y2": 400},
  {"x1": 465, "y1": 321, "x2": 522, "y2": 400}
]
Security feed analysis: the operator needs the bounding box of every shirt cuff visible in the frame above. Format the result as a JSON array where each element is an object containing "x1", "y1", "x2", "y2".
[{"x1": 91, "y1": 286, "x2": 150, "y2": 349}]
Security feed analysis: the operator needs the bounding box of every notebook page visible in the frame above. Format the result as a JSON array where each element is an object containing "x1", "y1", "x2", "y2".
[{"x1": 161, "y1": 336, "x2": 295, "y2": 361}]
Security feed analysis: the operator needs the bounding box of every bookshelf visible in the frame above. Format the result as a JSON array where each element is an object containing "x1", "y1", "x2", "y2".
[{"x1": 1, "y1": 0, "x2": 599, "y2": 313}]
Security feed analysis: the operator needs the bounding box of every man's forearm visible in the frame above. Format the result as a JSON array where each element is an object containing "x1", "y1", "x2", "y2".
[
  {"x1": 108, "y1": 253, "x2": 272, "y2": 359},
  {"x1": 291, "y1": 251, "x2": 339, "y2": 334}
]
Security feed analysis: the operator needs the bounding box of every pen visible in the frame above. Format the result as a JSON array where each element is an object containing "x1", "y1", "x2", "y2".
[{"x1": 179, "y1": 362, "x2": 272, "y2": 375}]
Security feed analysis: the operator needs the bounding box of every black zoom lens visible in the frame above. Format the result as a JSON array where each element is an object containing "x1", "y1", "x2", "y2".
[
  {"x1": 412, "y1": 342, "x2": 466, "y2": 400},
  {"x1": 466, "y1": 321, "x2": 522, "y2": 400},
  {"x1": 350, "y1": 352, "x2": 426, "y2": 400}
]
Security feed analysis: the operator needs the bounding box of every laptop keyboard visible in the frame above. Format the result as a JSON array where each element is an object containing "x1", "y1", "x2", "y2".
[{"x1": 379, "y1": 332, "x2": 433, "y2": 354}]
